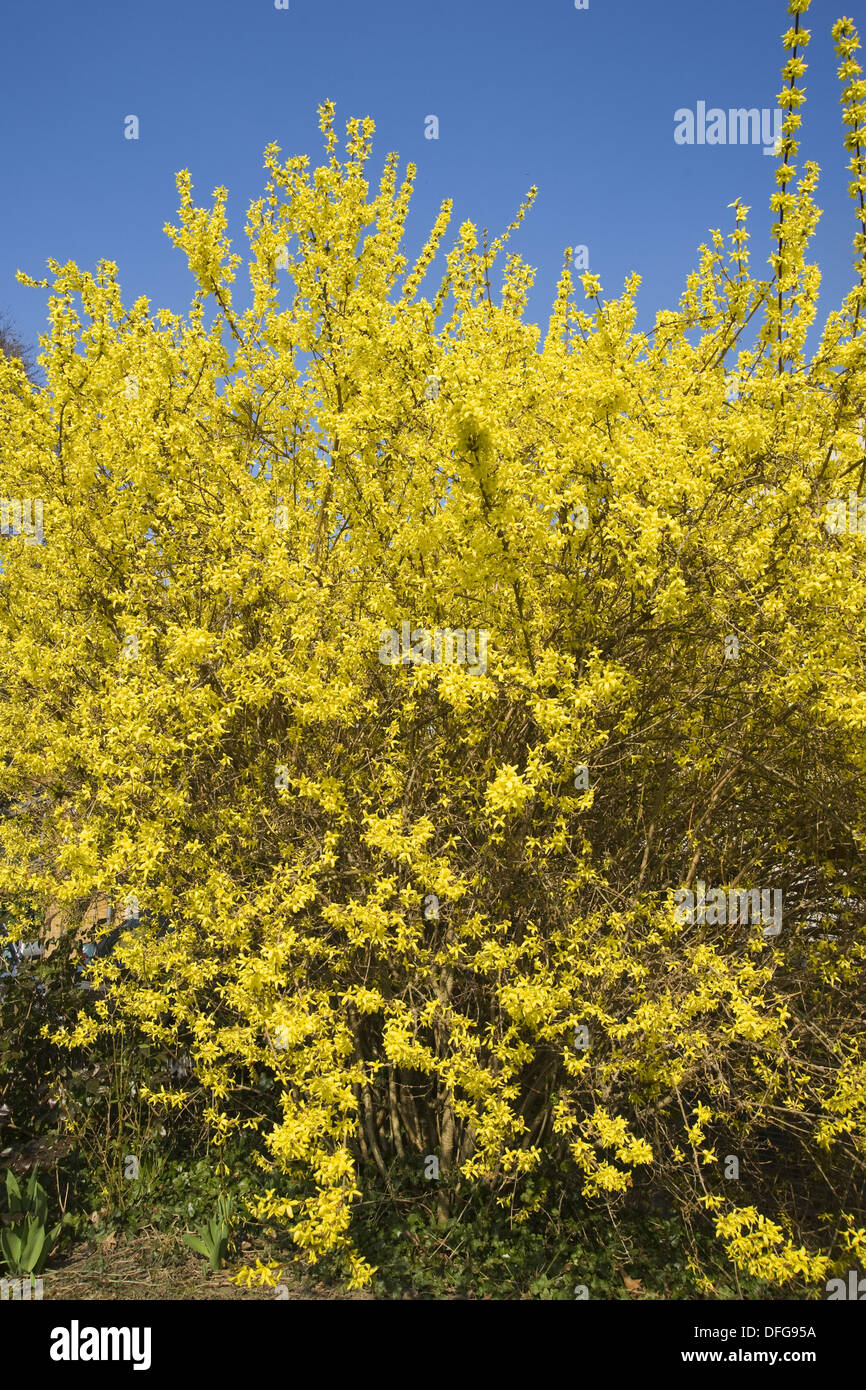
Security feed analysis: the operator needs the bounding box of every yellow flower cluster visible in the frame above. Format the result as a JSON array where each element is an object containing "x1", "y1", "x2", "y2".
[{"x1": 1, "y1": 2, "x2": 864, "y2": 1290}]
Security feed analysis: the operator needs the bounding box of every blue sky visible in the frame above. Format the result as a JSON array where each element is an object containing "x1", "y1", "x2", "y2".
[{"x1": 2, "y1": 0, "x2": 860, "y2": 364}]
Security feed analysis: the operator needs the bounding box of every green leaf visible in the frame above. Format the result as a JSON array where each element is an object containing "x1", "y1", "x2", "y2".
[
  {"x1": 0, "y1": 1226, "x2": 23, "y2": 1269},
  {"x1": 20, "y1": 1217, "x2": 49, "y2": 1274},
  {"x1": 5, "y1": 1169, "x2": 23, "y2": 1215},
  {"x1": 183, "y1": 1233, "x2": 211, "y2": 1258}
]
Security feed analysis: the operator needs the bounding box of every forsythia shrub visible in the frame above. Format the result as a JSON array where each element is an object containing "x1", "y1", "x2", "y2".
[{"x1": 0, "y1": 0, "x2": 864, "y2": 1293}]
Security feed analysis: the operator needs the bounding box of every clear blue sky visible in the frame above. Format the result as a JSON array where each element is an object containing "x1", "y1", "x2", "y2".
[{"x1": 2, "y1": 0, "x2": 861, "y2": 363}]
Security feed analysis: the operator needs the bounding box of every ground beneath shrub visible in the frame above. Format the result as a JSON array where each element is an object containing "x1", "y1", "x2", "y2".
[{"x1": 40, "y1": 1231, "x2": 375, "y2": 1300}]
